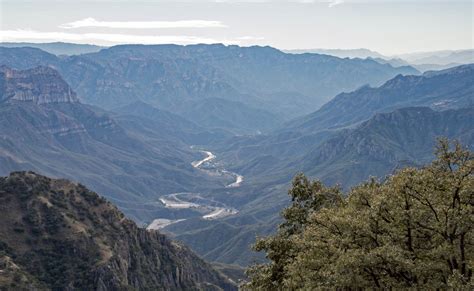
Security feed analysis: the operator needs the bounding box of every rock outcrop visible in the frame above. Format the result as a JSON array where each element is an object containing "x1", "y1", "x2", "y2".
[
  {"x1": 0, "y1": 66, "x2": 79, "y2": 104},
  {"x1": 0, "y1": 171, "x2": 236, "y2": 290}
]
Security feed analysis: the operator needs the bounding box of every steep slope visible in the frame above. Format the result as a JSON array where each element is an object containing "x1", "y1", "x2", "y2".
[
  {"x1": 0, "y1": 65, "x2": 78, "y2": 104},
  {"x1": 286, "y1": 64, "x2": 474, "y2": 134},
  {"x1": 0, "y1": 66, "x2": 226, "y2": 223},
  {"x1": 0, "y1": 45, "x2": 418, "y2": 133},
  {"x1": 0, "y1": 171, "x2": 236, "y2": 290},
  {"x1": 301, "y1": 107, "x2": 474, "y2": 187}
]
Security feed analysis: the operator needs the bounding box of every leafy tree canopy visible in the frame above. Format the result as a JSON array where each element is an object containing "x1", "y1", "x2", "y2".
[{"x1": 245, "y1": 139, "x2": 473, "y2": 289}]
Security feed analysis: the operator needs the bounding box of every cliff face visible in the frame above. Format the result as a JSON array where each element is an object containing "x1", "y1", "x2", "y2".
[
  {"x1": 0, "y1": 66, "x2": 79, "y2": 104},
  {"x1": 0, "y1": 172, "x2": 236, "y2": 290},
  {"x1": 0, "y1": 66, "x2": 215, "y2": 224}
]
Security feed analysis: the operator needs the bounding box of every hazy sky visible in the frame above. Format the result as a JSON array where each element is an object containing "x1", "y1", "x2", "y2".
[{"x1": 0, "y1": 0, "x2": 472, "y2": 55}]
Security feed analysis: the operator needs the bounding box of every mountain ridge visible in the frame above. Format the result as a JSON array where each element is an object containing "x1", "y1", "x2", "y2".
[
  {"x1": 285, "y1": 64, "x2": 474, "y2": 134},
  {"x1": 300, "y1": 106, "x2": 474, "y2": 187},
  {"x1": 0, "y1": 171, "x2": 236, "y2": 290},
  {"x1": 0, "y1": 45, "x2": 419, "y2": 133},
  {"x1": 0, "y1": 42, "x2": 105, "y2": 56}
]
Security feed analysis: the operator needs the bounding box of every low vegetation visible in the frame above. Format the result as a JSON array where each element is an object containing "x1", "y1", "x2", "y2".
[
  {"x1": 0, "y1": 172, "x2": 235, "y2": 290},
  {"x1": 245, "y1": 139, "x2": 473, "y2": 289}
]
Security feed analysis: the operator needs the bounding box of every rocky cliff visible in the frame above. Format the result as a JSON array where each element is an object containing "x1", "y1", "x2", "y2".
[
  {"x1": 0, "y1": 66, "x2": 79, "y2": 104},
  {"x1": 0, "y1": 171, "x2": 236, "y2": 290}
]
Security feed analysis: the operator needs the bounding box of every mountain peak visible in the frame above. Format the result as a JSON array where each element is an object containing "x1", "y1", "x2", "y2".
[{"x1": 0, "y1": 66, "x2": 79, "y2": 105}]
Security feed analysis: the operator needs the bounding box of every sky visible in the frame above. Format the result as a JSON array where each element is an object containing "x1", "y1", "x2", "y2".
[{"x1": 0, "y1": 0, "x2": 472, "y2": 55}]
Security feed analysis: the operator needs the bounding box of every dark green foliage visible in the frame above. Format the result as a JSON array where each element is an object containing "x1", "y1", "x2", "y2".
[
  {"x1": 20, "y1": 239, "x2": 100, "y2": 289},
  {"x1": 12, "y1": 228, "x2": 24, "y2": 233},
  {"x1": 246, "y1": 175, "x2": 344, "y2": 289},
  {"x1": 245, "y1": 140, "x2": 473, "y2": 289},
  {"x1": 41, "y1": 205, "x2": 63, "y2": 235}
]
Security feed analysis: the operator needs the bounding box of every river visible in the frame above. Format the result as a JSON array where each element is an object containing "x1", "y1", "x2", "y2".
[{"x1": 147, "y1": 149, "x2": 242, "y2": 230}]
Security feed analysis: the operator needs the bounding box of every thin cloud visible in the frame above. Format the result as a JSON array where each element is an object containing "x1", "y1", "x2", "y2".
[
  {"x1": 0, "y1": 29, "x2": 254, "y2": 45},
  {"x1": 328, "y1": 0, "x2": 343, "y2": 7},
  {"x1": 59, "y1": 18, "x2": 227, "y2": 29}
]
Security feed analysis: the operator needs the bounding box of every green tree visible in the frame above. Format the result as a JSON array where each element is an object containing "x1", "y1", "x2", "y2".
[
  {"x1": 245, "y1": 139, "x2": 473, "y2": 289},
  {"x1": 245, "y1": 174, "x2": 344, "y2": 289}
]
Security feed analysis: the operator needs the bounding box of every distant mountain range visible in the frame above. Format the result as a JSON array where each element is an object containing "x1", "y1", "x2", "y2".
[
  {"x1": 0, "y1": 44, "x2": 418, "y2": 134},
  {"x1": 2, "y1": 42, "x2": 470, "y2": 74},
  {"x1": 398, "y1": 49, "x2": 474, "y2": 72},
  {"x1": 285, "y1": 48, "x2": 387, "y2": 59},
  {"x1": 0, "y1": 171, "x2": 236, "y2": 290},
  {"x1": 398, "y1": 49, "x2": 474, "y2": 65},
  {"x1": 286, "y1": 47, "x2": 474, "y2": 72},
  {"x1": 0, "y1": 42, "x2": 105, "y2": 55}
]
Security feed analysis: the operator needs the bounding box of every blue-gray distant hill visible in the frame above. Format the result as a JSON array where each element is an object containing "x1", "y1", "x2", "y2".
[
  {"x1": 286, "y1": 64, "x2": 474, "y2": 134},
  {"x1": 0, "y1": 42, "x2": 105, "y2": 55},
  {"x1": 0, "y1": 44, "x2": 418, "y2": 134},
  {"x1": 286, "y1": 48, "x2": 474, "y2": 72},
  {"x1": 398, "y1": 49, "x2": 474, "y2": 66},
  {"x1": 284, "y1": 48, "x2": 387, "y2": 59}
]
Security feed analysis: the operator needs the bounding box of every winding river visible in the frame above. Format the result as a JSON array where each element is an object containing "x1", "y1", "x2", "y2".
[
  {"x1": 192, "y1": 150, "x2": 244, "y2": 188},
  {"x1": 147, "y1": 149, "x2": 242, "y2": 230}
]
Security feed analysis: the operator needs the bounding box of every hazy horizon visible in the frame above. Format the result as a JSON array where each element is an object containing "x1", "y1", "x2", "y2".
[
  {"x1": 1, "y1": 0, "x2": 472, "y2": 55},
  {"x1": 1, "y1": 40, "x2": 473, "y2": 56}
]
